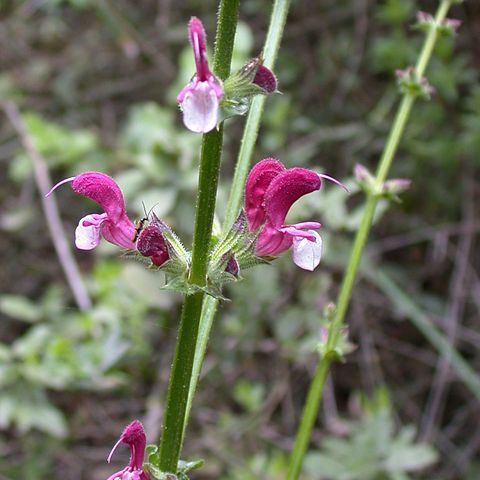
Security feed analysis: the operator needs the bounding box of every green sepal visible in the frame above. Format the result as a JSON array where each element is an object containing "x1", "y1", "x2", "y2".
[
  {"x1": 218, "y1": 97, "x2": 250, "y2": 122},
  {"x1": 316, "y1": 326, "x2": 356, "y2": 363},
  {"x1": 396, "y1": 67, "x2": 434, "y2": 100},
  {"x1": 153, "y1": 215, "x2": 190, "y2": 272},
  {"x1": 223, "y1": 57, "x2": 265, "y2": 98},
  {"x1": 161, "y1": 275, "x2": 199, "y2": 296},
  {"x1": 219, "y1": 56, "x2": 273, "y2": 122},
  {"x1": 177, "y1": 459, "x2": 205, "y2": 475},
  {"x1": 315, "y1": 304, "x2": 356, "y2": 362}
]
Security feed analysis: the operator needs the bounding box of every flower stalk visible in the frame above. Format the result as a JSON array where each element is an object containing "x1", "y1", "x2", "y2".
[
  {"x1": 286, "y1": 1, "x2": 457, "y2": 478},
  {"x1": 157, "y1": 0, "x2": 240, "y2": 473},
  {"x1": 182, "y1": 0, "x2": 292, "y2": 441}
]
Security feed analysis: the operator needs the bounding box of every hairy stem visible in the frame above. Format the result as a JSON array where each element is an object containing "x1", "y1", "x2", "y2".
[
  {"x1": 182, "y1": 0, "x2": 292, "y2": 441},
  {"x1": 158, "y1": 0, "x2": 240, "y2": 472},
  {"x1": 286, "y1": 2, "x2": 455, "y2": 478}
]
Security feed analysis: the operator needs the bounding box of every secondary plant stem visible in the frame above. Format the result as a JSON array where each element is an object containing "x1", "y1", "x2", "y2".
[
  {"x1": 286, "y1": 2, "x2": 454, "y2": 478},
  {"x1": 158, "y1": 0, "x2": 240, "y2": 472}
]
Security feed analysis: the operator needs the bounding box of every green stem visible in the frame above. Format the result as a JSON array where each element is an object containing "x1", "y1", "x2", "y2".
[
  {"x1": 182, "y1": 0, "x2": 292, "y2": 440},
  {"x1": 224, "y1": 0, "x2": 291, "y2": 228},
  {"x1": 158, "y1": 0, "x2": 239, "y2": 472},
  {"x1": 286, "y1": 2, "x2": 453, "y2": 479}
]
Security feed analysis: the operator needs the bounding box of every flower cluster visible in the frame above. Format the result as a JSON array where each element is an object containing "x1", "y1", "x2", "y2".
[{"x1": 48, "y1": 159, "x2": 344, "y2": 276}]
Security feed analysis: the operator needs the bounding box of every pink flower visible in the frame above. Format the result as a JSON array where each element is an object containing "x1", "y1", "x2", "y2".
[
  {"x1": 47, "y1": 172, "x2": 136, "y2": 251},
  {"x1": 245, "y1": 158, "x2": 345, "y2": 271},
  {"x1": 106, "y1": 420, "x2": 150, "y2": 480},
  {"x1": 177, "y1": 17, "x2": 223, "y2": 133}
]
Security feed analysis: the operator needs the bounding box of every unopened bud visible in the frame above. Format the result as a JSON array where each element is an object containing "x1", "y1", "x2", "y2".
[
  {"x1": 438, "y1": 17, "x2": 462, "y2": 37},
  {"x1": 253, "y1": 65, "x2": 278, "y2": 94},
  {"x1": 396, "y1": 66, "x2": 434, "y2": 99},
  {"x1": 354, "y1": 164, "x2": 374, "y2": 184},
  {"x1": 137, "y1": 224, "x2": 169, "y2": 267},
  {"x1": 414, "y1": 11, "x2": 436, "y2": 33},
  {"x1": 225, "y1": 254, "x2": 240, "y2": 277}
]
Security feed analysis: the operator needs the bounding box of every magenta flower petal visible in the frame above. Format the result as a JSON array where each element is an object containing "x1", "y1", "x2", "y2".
[
  {"x1": 245, "y1": 158, "x2": 286, "y2": 231},
  {"x1": 264, "y1": 167, "x2": 321, "y2": 228},
  {"x1": 102, "y1": 216, "x2": 137, "y2": 250},
  {"x1": 189, "y1": 16, "x2": 209, "y2": 81},
  {"x1": 278, "y1": 225, "x2": 318, "y2": 241},
  {"x1": 255, "y1": 223, "x2": 293, "y2": 256},
  {"x1": 72, "y1": 172, "x2": 127, "y2": 224}
]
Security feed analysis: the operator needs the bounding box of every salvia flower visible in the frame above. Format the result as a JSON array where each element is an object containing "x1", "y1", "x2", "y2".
[
  {"x1": 177, "y1": 16, "x2": 223, "y2": 133},
  {"x1": 245, "y1": 158, "x2": 345, "y2": 271},
  {"x1": 47, "y1": 172, "x2": 136, "y2": 251},
  {"x1": 107, "y1": 420, "x2": 150, "y2": 480}
]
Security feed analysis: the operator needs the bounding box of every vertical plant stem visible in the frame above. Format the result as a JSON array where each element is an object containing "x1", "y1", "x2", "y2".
[
  {"x1": 158, "y1": 0, "x2": 240, "y2": 472},
  {"x1": 182, "y1": 0, "x2": 292, "y2": 440},
  {"x1": 223, "y1": 0, "x2": 291, "y2": 229},
  {"x1": 286, "y1": 2, "x2": 454, "y2": 479}
]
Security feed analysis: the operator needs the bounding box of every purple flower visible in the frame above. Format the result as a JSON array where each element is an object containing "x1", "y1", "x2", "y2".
[
  {"x1": 177, "y1": 17, "x2": 223, "y2": 133},
  {"x1": 106, "y1": 420, "x2": 150, "y2": 480},
  {"x1": 245, "y1": 158, "x2": 345, "y2": 271},
  {"x1": 47, "y1": 172, "x2": 136, "y2": 251}
]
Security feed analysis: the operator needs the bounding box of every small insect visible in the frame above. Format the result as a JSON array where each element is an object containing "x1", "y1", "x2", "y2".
[
  {"x1": 132, "y1": 202, "x2": 162, "y2": 243},
  {"x1": 132, "y1": 217, "x2": 148, "y2": 243}
]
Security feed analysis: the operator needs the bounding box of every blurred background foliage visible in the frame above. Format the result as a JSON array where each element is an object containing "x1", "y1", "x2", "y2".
[{"x1": 0, "y1": 0, "x2": 479, "y2": 478}]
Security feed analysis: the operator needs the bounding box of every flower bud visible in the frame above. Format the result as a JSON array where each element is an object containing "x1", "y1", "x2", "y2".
[
  {"x1": 396, "y1": 66, "x2": 434, "y2": 99},
  {"x1": 137, "y1": 224, "x2": 169, "y2": 267},
  {"x1": 253, "y1": 65, "x2": 277, "y2": 94},
  {"x1": 354, "y1": 164, "x2": 374, "y2": 184},
  {"x1": 224, "y1": 254, "x2": 240, "y2": 277},
  {"x1": 382, "y1": 178, "x2": 412, "y2": 194}
]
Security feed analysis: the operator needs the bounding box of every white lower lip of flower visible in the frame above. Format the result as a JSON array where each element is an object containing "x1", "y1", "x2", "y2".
[
  {"x1": 75, "y1": 213, "x2": 107, "y2": 250},
  {"x1": 292, "y1": 230, "x2": 323, "y2": 271},
  {"x1": 181, "y1": 82, "x2": 219, "y2": 133}
]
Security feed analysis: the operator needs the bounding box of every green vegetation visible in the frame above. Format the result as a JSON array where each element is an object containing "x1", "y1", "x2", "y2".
[{"x1": 0, "y1": 1, "x2": 478, "y2": 478}]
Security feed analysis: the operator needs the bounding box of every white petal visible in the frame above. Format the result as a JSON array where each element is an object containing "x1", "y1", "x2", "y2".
[
  {"x1": 75, "y1": 213, "x2": 106, "y2": 250},
  {"x1": 181, "y1": 82, "x2": 219, "y2": 133},
  {"x1": 292, "y1": 230, "x2": 323, "y2": 271}
]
